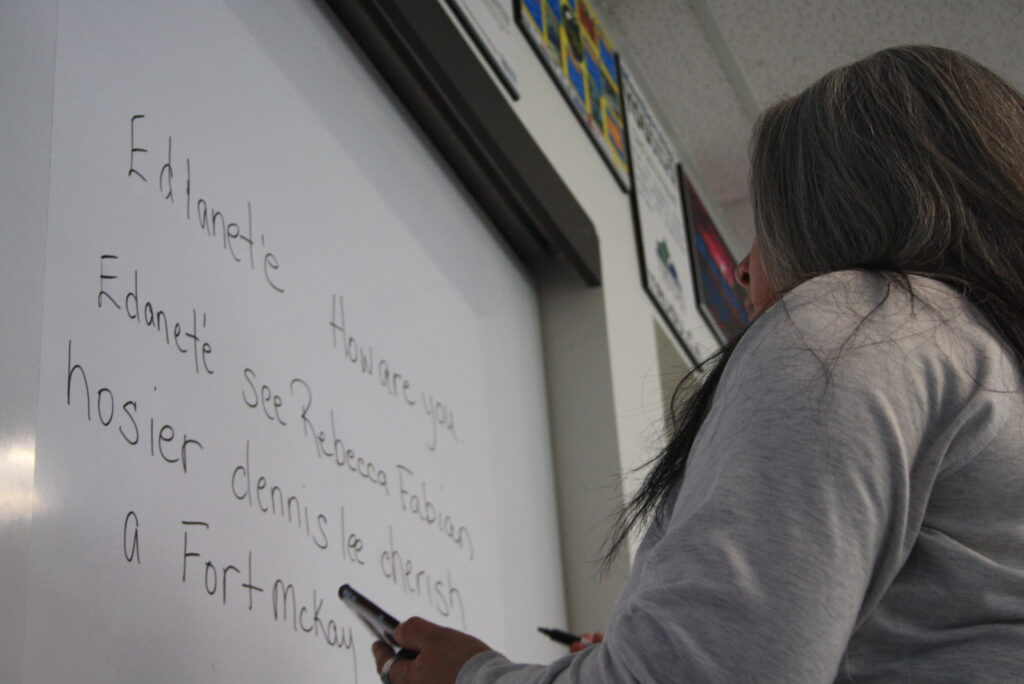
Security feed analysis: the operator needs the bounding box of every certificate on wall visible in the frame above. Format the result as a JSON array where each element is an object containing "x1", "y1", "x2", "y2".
[
  {"x1": 516, "y1": 0, "x2": 630, "y2": 191},
  {"x1": 622, "y1": 62, "x2": 717, "y2": 364}
]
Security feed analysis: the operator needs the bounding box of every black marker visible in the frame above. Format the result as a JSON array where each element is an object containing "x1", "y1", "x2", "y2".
[
  {"x1": 339, "y1": 584, "x2": 418, "y2": 659},
  {"x1": 537, "y1": 627, "x2": 592, "y2": 646}
]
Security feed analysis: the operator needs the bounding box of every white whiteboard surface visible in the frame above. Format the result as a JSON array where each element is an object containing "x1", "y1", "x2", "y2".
[{"x1": 20, "y1": 1, "x2": 566, "y2": 681}]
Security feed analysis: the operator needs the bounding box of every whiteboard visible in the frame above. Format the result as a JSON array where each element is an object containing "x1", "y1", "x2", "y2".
[{"x1": 20, "y1": 1, "x2": 566, "y2": 681}]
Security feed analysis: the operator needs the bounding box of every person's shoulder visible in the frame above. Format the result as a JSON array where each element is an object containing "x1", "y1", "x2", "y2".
[
  {"x1": 752, "y1": 269, "x2": 969, "y2": 343},
  {"x1": 765, "y1": 269, "x2": 936, "y2": 332},
  {"x1": 736, "y1": 270, "x2": 908, "y2": 362},
  {"x1": 738, "y1": 269, "x2": 1017, "y2": 393}
]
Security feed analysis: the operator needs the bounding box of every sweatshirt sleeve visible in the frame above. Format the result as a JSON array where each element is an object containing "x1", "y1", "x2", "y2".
[{"x1": 459, "y1": 274, "x2": 963, "y2": 684}]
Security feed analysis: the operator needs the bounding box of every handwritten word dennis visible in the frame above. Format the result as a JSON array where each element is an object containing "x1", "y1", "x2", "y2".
[
  {"x1": 231, "y1": 441, "x2": 329, "y2": 551},
  {"x1": 65, "y1": 340, "x2": 202, "y2": 474},
  {"x1": 98, "y1": 255, "x2": 214, "y2": 375},
  {"x1": 330, "y1": 294, "x2": 459, "y2": 451},
  {"x1": 380, "y1": 526, "x2": 466, "y2": 628},
  {"x1": 228, "y1": 441, "x2": 369, "y2": 562},
  {"x1": 127, "y1": 114, "x2": 284, "y2": 294},
  {"x1": 397, "y1": 465, "x2": 474, "y2": 559}
]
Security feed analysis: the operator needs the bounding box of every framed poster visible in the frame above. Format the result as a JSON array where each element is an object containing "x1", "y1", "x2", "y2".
[
  {"x1": 622, "y1": 62, "x2": 708, "y2": 364},
  {"x1": 515, "y1": 0, "x2": 631, "y2": 191},
  {"x1": 681, "y1": 172, "x2": 750, "y2": 343}
]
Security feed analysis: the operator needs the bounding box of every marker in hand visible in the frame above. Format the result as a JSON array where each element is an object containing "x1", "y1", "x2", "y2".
[{"x1": 537, "y1": 627, "x2": 593, "y2": 647}]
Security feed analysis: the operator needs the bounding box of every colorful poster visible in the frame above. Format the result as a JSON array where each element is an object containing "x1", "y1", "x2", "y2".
[
  {"x1": 682, "y1": 175, "x2": 750, "y2": 342},
  {"x1": 516, "y1": 0, "x2": 630, "y2": 191},
  {"x1": 622, "y1": 63, "x2": 718, "y2": 364}
]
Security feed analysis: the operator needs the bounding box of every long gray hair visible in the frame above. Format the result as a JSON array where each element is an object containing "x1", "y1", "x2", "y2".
[{"x1": 603, "y1": 45, "x2": 1024, "y2": 567}]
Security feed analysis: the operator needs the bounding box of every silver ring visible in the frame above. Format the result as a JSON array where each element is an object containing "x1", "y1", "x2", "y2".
[{"x1": 380, "y1": 654, "x2": 401, "y2": 684}]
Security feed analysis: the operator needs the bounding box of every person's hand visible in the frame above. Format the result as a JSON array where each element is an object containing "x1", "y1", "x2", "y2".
[
  {"x1": 372, "y1": 617, "x2": 491, "y2": 684},
  {"x1": 568, "y1": 631, "x2": 603, "y2": 653}
]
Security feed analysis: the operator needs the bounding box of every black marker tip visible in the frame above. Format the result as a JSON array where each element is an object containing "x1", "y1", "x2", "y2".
[{"x1": 537, "y1": 627, "x2": 579, "y2": 646}]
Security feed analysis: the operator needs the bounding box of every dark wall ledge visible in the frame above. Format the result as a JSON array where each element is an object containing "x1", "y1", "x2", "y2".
[{"x1": 326, "y1": 0, "x2": 601, "y2": 286}]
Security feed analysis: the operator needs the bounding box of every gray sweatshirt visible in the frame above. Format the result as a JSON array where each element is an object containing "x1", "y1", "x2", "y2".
[{"x1": 459, "y1": 271, "x2": 1024, "y2": 683}]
